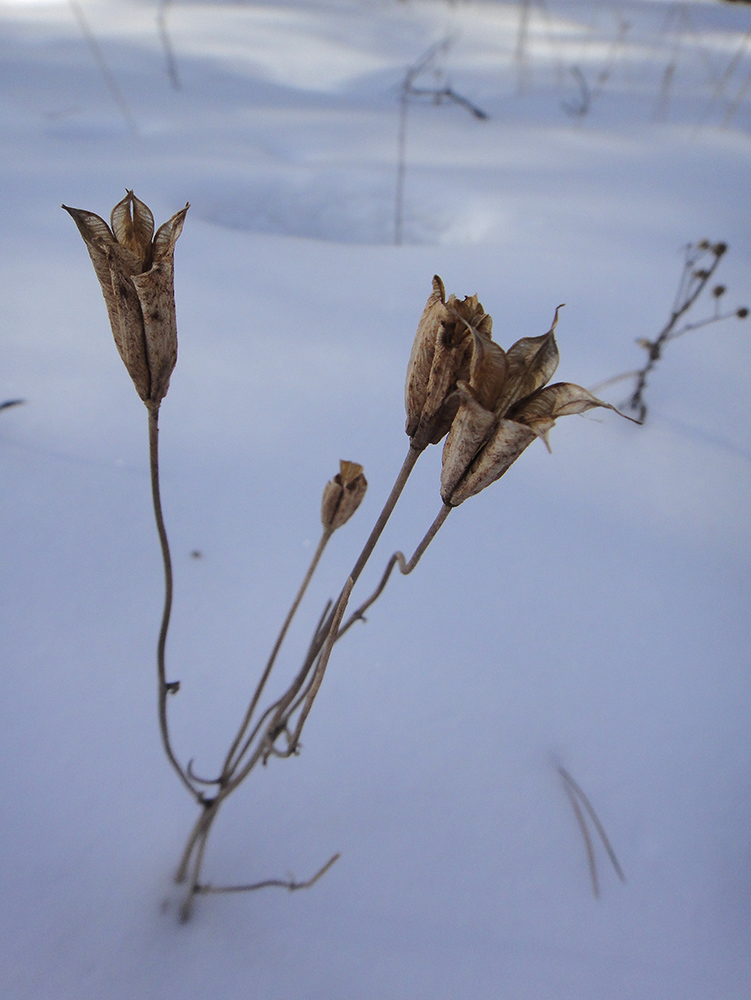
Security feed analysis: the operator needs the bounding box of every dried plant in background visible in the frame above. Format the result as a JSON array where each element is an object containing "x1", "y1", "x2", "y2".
[
  {"x1": 157, "y1": 0, "x2": 181, "y2": 91},
  {"x1": 558, "y1": 764, "x2": 626, "y2": 899},
  {"x1": 65, "y1": 192, "x2": 632, "y2": 921},
  {"x1": 561, "y1": 17, "x2": 630, "y2": 119},
  {"x1": 67, "y1": 0, "x2": 139, "y2": 137},
  {"x1": 594, "y1": 240, "x2": 748, "y2": 422},
  {"x1": 395, "y1": 41, "x2": 488, "y2": 245},
  {"x1": 0, "y1": 399, "x2": 25, "y2": 413}
]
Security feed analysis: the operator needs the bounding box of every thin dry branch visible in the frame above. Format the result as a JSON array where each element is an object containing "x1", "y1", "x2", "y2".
[
  {"x1": 395, "y1": 40, "x2": 488, "y2": 245},
  {"x1": 599, "y1": 241, "x2": 747, "y2": 422},
  {"x1": 195, "y1": 852, "x2": 340, "y2": 896},
  {"x1": 68, "y1": 0, "x2": 139, "y2": 136},
  {"x1": 558, "y1": 764, "x2": 626, "y2": 897},
  {"x1": 338, "y1": 503, "x2": 452, "y2": 639}
]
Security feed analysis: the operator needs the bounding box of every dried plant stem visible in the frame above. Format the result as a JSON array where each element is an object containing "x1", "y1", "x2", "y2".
[
  {"x1": 68, "y1": 0, "x2": 139, "y2": 137},
  {"x1": 562, "y1": 777, "x2": 599, "y2": 897},
  {"x1": 196, "y1": 852, "x2": 340, "y2": 896},
  {"x1": 349, "y1": 445, "x2": 420, "y2": 588},
  {"x1": 222, "y1": 528, "x2": 334, "y2": 776},
  {"x1": 338, "y1": 503, "x2": 452, "y2": 639},
  {"x1": 558, "y1": 766, "x2": 625, "y2": 884},
  {"x1": 156, "y1": 0, "x2": 181, "y2": 91},
  {"x1": 174, "y1": 450, "x2": 423, "y2": 917},
  {"x1": 558, "y1": 765, "x2": 625, "y2": 899},
  {"x1": 628, "y1": 244, "x2": 725, "y2": 421},
  {"x1": 175, "y1": 582, "x2": 353, "y2": 919},
  {"x1": 148, "y1": 406, "x2": 199, "y2": 802}
]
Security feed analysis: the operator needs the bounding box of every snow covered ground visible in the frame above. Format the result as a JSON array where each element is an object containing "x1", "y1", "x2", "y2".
[{"x1": 2, "y1": 0, "x2": 751, "y2": 996}]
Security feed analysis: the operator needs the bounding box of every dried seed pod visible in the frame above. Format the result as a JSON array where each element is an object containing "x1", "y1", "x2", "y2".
[
  {"x1": 404, "y1": 275, "x2": 491, "y2": 452},
  {"x1": 441, "y1": 306, "x2": 627, "y2": 506},
  {"x1": 63, "y1": 191, "x2": 189, "y2": 410},
  {"x1": 321, "y1": 461, "x2": 367, "y2": 532}
]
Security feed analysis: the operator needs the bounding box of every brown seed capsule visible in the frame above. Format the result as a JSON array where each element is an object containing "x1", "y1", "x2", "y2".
[
  {"x1": 441, "y1": 306, "x2": 628, "y2": 506},
  {"x1": 321, "y1": 461, "x2": 367, "y2": 532},
  {"x1": 404, "y1": 275, "x2": 491, "y2": 452},
  {"x1": 63, "y1": 191, "x2": 189, "y2": 410}
]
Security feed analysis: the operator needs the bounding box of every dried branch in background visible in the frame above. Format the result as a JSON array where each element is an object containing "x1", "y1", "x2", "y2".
[
  {"x1": 700, "y1": 24, "x2": 751, "y2": 127},
  {"x1": 194, "y1": 852, "x2": 340, "y2": 897},
  {"x1": 562, "y1": 18, "x2": 630, "y2": 119},
  {"x1": 157, "y1": 0, "x2": 181, "y2": 91},
  {"x1": 67, "y1": 0, "x2": 139, "y2": 137},
  {"x1": 395, "y1": 40, "x2": 488, "y2": 245},
  {"x1": 558, "y1": 764, "x2": 625, "y2": 898},
  {"x1": 594, "y1": 240, "x2": 749, "y2": 422},
  {"x1": 654, "y1": 3, "x2": 715, "y2": 123}
]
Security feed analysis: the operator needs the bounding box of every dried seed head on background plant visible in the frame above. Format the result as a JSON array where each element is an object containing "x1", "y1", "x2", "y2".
[
  {"x1": 63, "y1": 191, "x2": 189, "y2": 410},
  {"x1": 321, "y1": 461, "x2": 368, "y2": 532}
]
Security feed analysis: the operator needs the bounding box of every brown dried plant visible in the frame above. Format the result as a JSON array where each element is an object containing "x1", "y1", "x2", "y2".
[
  {"x1": 595, "y1": 240, "x2": 749, "y2": 422},
  {"x1": 65, "y1": 194, "x2": 632, "y2": 921}
]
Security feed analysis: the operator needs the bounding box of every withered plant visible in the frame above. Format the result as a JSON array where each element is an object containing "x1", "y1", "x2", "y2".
[
  {"x1": 394, "y1": 40, "x2": 488, "y2": 245},
  {"x1": 64, "y1": 192, "x2": 633, "y2": 921},
  {"x1": 594, "y1": 240, "x2": 748, "y2": 422}
]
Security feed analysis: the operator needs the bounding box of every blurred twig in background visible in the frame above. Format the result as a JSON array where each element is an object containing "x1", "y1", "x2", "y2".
[
  {"x1": 395, "y1": 39, "x2": 488, "y2": 245},
  {"x1": 68, "y1": 0, "x2": 139, "y2": 136},
  {"x1": 594, "y1": 241, "x2": 749, "y2": 422},
  {"x1": 558, "y1": 764, "x2": 625, "y2": 899},
  {"x1": 157, "y1": 0, "x2": 181, "y2": 91}
]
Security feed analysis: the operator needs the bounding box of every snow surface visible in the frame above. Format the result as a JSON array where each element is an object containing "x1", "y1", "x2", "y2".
[{"x1": 2, "y1": 0, "x2": 751, "y2": 996}]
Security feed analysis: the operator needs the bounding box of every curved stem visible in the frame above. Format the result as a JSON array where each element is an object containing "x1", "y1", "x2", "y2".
[
  {"x1": 148, "y1": 406, "x2": 200, "y2": 801},
  {"x1": 338, "y1": 503, "x2": 451, "y2": 638},
  {"x1": 349, "y1": 445, "x2": 421, "y2": 589}
]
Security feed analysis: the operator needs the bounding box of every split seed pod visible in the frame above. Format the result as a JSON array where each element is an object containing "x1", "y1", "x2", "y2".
[
  {"x1": 441, "y1": 306, "x2": 630, "y2": 506},
  {"x1": 404, "y1": 275, "x2": 491, "y2": 452},
  {"x1": 321, "y1": 461, "x2": 368, "y2": 532},
  {"x1": 63, "y1": 191, "x2": 189, "y2": 410}
]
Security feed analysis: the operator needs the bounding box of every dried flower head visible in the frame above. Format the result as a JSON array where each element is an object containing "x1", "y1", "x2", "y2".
[
  {"x1": 63, "y1": 191, "x2": 189, "y2": 410},
  {"x1": 440, "y1": 306, "x2": 625, "y2": 506},
  {"x1": 404, "y1": 275, "x2": 491, "y2": 452},
  {"x1": 321, "y1": 461, "x2": 367, "y2": 532}
]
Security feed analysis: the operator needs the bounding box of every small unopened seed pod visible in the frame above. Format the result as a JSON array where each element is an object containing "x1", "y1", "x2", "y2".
[{"x1": 321, "y1": 460, "x2": 367, "y2": 532}]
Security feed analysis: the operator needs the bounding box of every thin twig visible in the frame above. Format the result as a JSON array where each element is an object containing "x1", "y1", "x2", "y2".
[
  {"x1": 176, "y1": 586, "x2": 352, "y2": 916},
  {"x1": 338, "y1": 503, "x2": 452, "y2": 639},
  {"x1": 621, "y1": 242, "x2": 731, "y2": 421},
  {"x1": 561, "y1": 776, "x2": 599, "y2": 897},
  {"x1": 394, "y1": 39, "x2": 488, "y2": 245},
  {"x1": 699, "y1": 25, "x2": 751, "y2": 127},
  {"x1": 195, "y1": 852, "x2": 340, "y2": 896},
  {"x1": 559, "y1": 765, "x2": 626, "y2": 888},
  {"x1": 156, "y1": 0, "x2": 181, "y2": 91},
  {"x1": 68, "y1": 0, "x2": 139, "y2": 137}
]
